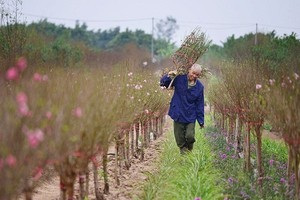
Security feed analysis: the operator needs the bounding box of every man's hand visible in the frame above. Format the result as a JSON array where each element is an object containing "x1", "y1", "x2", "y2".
[
  {"x1": 200, "y1": 123, "x2": 204, "y2": 129},
  {"x1": 168, "y1": 70, "x2": 177, "y2": 77}
]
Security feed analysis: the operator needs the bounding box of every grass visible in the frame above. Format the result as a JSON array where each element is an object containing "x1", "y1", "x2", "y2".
[
  {"x1": 140, "y1": 123, "x2": 224, "y2": 200},
  {"x1": 140, "y1": 114, "x2": 293, "y2": 200}
]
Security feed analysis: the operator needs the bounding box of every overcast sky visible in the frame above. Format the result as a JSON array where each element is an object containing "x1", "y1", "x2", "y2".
[{"x1": 15, "y1": 0, "x2": 300, "y2": 45}]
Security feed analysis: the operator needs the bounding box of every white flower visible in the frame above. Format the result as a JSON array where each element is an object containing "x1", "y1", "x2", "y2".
[
  {"x1": 269, "y1": 79, "x2": 275, "y2": 85},
  {"x1": 256, "y1": 84, "x2": 262, "y2": 90}
]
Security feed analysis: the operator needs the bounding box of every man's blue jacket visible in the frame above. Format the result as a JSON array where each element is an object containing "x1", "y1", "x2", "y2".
[{"x1": 160, "y1": 74, "x2": 204, "y2": 126}]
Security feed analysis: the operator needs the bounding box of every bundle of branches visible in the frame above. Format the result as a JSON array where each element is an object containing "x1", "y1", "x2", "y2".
[
  {"x1": 172, "y1": 27, "x2": 211, "y2": 75},
  {"x1": 163, "y1": 28, "x2": 211, "y2": 89}
]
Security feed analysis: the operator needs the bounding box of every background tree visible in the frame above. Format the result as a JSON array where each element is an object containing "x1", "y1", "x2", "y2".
[{"x1": 155, "y1": 16, "x2": 178, "y2": 42}]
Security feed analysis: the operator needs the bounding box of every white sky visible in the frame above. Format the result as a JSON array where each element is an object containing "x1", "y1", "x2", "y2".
[{"x1": 15, "y1": 0, "x2": 300, "y2": 45}]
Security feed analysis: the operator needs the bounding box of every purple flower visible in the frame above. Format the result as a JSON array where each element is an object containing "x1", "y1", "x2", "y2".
[
  {"x1": 220, "y1": 153, "x2": 227, "y2": 160},
  {"x1": 194, "y1": 197, "x2": 201, "y2": 200},
  {"x1": 280, "y1": 178, "x2": 286, "y2": 184},
  {"x1": 269, "y1": 159, "x2": 274, "y2": 166}
]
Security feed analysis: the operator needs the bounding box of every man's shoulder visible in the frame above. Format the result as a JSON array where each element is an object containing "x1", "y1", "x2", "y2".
[{"x1": 196, "y1": 79, "x2": 204, "y2": 88}]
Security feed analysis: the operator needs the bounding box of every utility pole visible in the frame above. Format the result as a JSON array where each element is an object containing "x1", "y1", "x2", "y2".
[
  {"x1": 255, "y1": 23, "x2": 258, "y2": 45},
  {"x1": 151, "y1": 17, "x2": 154, "y2": 63}
]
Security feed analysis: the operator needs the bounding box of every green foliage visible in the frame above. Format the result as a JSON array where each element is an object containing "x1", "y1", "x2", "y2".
[
  {"x1": 0, "y1": 0, "x2": 27, "y2": 68},
  {"x1": 26, "y1": 20, "x2": 176, "y2": 59}
]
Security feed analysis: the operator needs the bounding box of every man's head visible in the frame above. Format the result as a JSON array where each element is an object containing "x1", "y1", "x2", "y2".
[{"x1": 188, "y1": 64, "x2": 202, "y2": 82}]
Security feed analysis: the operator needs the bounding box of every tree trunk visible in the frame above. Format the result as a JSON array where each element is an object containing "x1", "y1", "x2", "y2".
[
  {"x1": 85, "y1": 170, "x2": 89, "y2": 198},
  {"x1": 234, "y1": 114, "x2": 239, "y2": 155},
  {"x1": 255, "y1": 125, "x2": 264, "y2": 188},
  {"x1": 244, "y1": 123, "x2": 251, "y2": 172},
  {"x1": 102, "y1": 152, "x2": 109, "y2": 194},
  {"x1": 78, "y1": 172, "x2": 86, "y2": 200},
  {"x1": 60, "y1": 176, "x2": 67, "y2": 200},
  {"x1": 23, "y1": 179, "x2": 33, "y2": 200},
  {"x1": 125, "y1": 129, "x2": 131, "y2": 169},
  {"x1": 93, "y1": 159, "x2": 105, "y2": 200}
]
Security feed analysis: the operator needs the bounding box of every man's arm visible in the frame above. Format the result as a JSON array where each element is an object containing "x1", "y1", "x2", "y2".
[
  {"x1": 196, "y1": 87, "x2": 205, "y2": 127},
  {"x1": 160, "y1": 74, "x2": 172, "y2": 88}
]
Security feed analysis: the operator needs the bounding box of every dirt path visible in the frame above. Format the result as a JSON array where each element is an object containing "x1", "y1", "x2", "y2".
[{"x1": 30, "y1": 118, "x2": 172, "y2": 200}]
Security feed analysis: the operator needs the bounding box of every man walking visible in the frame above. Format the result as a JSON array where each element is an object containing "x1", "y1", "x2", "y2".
[{"x1": 160, "y1": 63, "x2": 205, "y2": 154}]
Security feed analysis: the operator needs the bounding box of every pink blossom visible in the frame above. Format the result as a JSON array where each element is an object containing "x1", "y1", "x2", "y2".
[
  {"x1": 294, "y1": 73, "x2": 299, "y2": 80},
  {"x1": 42, "y1": 75, "x2": 49, "y2": 81},
  {"x1": 269, "y1": 159, "x2": 274, "y2": 166},
  {"x1": 33, "y1": 73, "x2": 42, "y2": 81},
  {"x1": 256, "y1": 84, "x2": 262, "y2": 90},
  {"x1": 16, "y1": 92, "x2": 31, "y2": 117},
  {"x1": 6, "y1": 67, "x2": 19, "y2": 81},
  {"x1": 194, "y1": 197, "x2": 202, "y2": 200},
  {"x1": 16, "y1": 57, "x2": 27, "y2": 72},
  {"x1": 16, "y1": 92, "x2": 28, "y2": 104},
  {"x1": 45, "y1": 111, "x2": 52, "y2": 119},
  {"x1": 18, "y1": 102, "x2": 31, "y2": 117},
  {"x1": 26, "y1": 129, "x2": 44, "y2": 148},
  {"x1": 73, "y1": 107, "x2": 83, "y2": 118},
  {"x1": 128, "y1": 72, "x2": 133, "y2": 77},
  {"x1": 6, "y1": 155, "x2": 17, "y2": 167},
  {"x1": 33, "y1": 167, "x2": 43, "y2": 181}
]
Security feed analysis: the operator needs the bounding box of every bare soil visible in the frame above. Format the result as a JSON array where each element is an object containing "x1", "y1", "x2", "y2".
[{"x1": 30, "y1": 119, "x2": 172, "y2": 200}]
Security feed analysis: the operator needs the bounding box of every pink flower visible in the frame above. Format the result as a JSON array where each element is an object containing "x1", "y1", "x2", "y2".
[
  {"x1": 16, "y1": 92, "x2": 28, "y2": 104},
  {"x1": 45, "y1": 111, "x2": 52, "y2": 119},
  {"x1": 294, "y1": 73, "x2": 299, "y2": 80},
  {"x1": 33, "y1": 73, "x2": 42, "y2": 81},
  {"x1": 33, "y1": 167, "x2": 43, "y2": 181},
  {"x1": 6, "y1": 67, "x2": 19, "y2": 81},
  {"x1": 18, "y1": 102, "x2": 31, "y2": 117},
  {"x1": 16, "y1": 92, "x2": 31, "y2": 117},
  {"x1": 73, "y1": 107, "x2": 83, "y2": 118},
  {"x1": 194, "y1": 197, "x2": 202, "y2": 200},
  {"x1": 16, "y1": 57, "x2": 27, "y2": 72},
  {"x1": 6, "y1": 155, "x2": 17, "y2": 167},
  {"x1": 26, "y1": 129, "x2": 44, "y2": 148},
  {"x1": 256, "y1": 84, "x2": 262, "y2": 90},
  {"x1": 42, "y1": 75, "x2": 49, "y2": 81},
  {"x1": 269, "y1": 159, "x2": 274, "y2": 166}
]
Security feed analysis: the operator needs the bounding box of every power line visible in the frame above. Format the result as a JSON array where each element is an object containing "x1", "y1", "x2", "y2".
[
  {"x1": 259, "y1": 23, "x2": 300, "y2": 30},
  {"x1": 22, "y1": 12, "x2": 152, "y2": 23}
]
